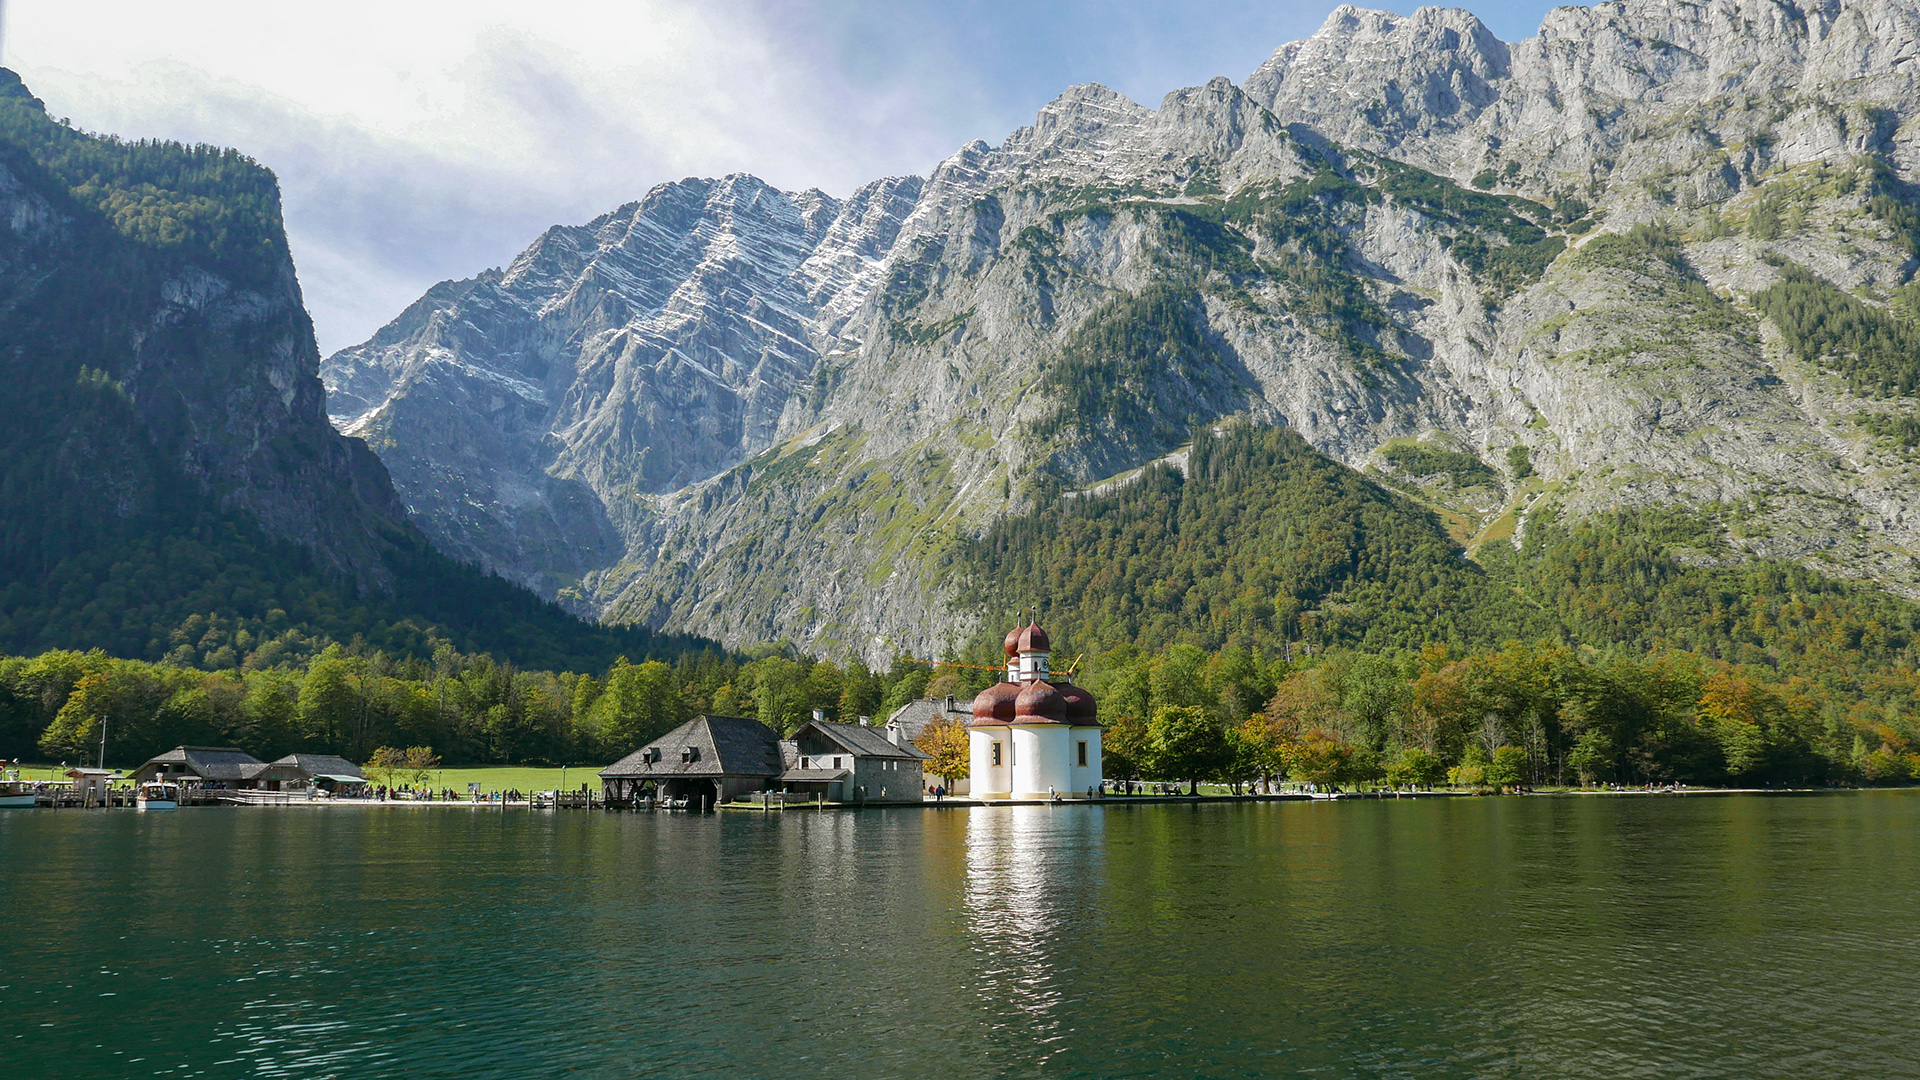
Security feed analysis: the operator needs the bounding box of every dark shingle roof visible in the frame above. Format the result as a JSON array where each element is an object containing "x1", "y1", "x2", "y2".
[
  {"x1": 140, "y1": 746, "x2": 265, "y2": 781},
  {"x1": 884, "y1": 698, "x2": 972, "y2": 745},
  {"x1": 600, "y1": 716, "x2": 782, "y2": 779},
  {"x1": 802, "y1": 720, "x2": 928, "y2": 760},
  {"x1": 269, "y1": 754, "x2": 366, "y2": 779}
]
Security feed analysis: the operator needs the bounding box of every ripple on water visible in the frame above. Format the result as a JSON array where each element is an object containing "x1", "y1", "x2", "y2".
[{"x1": 2, "y1": 794, "x2": 1918, "y2": 1078}]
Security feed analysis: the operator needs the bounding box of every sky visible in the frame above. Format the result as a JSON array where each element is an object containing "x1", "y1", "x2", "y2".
[{"x1": 4, "y1": 0, "x2": 1565, "y2": 354}]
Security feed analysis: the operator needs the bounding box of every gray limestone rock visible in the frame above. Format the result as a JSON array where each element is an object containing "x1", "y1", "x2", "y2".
[
  {"x1": 325, "y1": 0, "x2": 1920, "y2": 662},
  {"x1": 0, "y1": 147, "x2": 406, "y2": 588}
]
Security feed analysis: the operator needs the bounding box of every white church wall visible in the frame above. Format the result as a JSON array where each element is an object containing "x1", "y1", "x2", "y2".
[
  {"x1": 1070, "y1": 729, "x2": 1103, "y2": 797},
  {"x1": 1011, "y1": 725, "x2": 1072, "y2": 798},
  {"x1": 969, "y1": 729, "x2": 1010, "y2": 798}
]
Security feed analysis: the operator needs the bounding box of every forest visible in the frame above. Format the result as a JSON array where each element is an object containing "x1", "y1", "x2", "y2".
[
  {"x1": 1083, "y1": 639, "x2": 1905, "y2": 792},
  {"x1": 1754, "y1": 257, "x2": 1920, "y2": 396},
  {"x1": 0, "y1": 68, "x2": 288, "y2": 287},
  {"x1": 4, "y1": 623, "x2": 1912, "y2": 791},
  {"x1": 942, "y1": 423, "x2": 1920, "y2": 787},
  {"x1": 0, "y1": 639, "x2": 941, "y2": 771},
  {"x1": 7, "y1": 422, "x2": 1919, "y2": 789}
]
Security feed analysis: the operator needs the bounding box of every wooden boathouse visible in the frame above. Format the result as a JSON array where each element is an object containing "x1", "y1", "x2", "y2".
[
  {"x1": 129, "y1": 746, "x2": 265, "y2": 791},
  {"x1": 600, "y1": 715, "x2": 783, "y2": 811}
]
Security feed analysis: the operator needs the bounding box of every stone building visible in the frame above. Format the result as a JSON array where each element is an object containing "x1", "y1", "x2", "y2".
[
  {"x1": 779, "y1": 719, "x2": 927, "y2": 804},
  {"x1": 968, "y1": 622, "x2": 1102, "y2": 799},
  {"x1": 882, "y1": 696, "x2": 973, "y2": 794},
  {"x1": 882, "y1": 696, "x2": 972, "y2": 747}
]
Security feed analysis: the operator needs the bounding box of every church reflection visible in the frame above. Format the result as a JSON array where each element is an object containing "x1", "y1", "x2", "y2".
[{"x1": 963, "y1": 806, "x2": 1107, "y2": 1049}]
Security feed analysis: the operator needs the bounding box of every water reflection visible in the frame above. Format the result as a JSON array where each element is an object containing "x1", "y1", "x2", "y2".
[
  {"x1": 5, "y1": 796, "x2": 1920, "y2": 1079},
  {"x1": 963, "y1": 806, "x2": 1106, "y2": 1063}
]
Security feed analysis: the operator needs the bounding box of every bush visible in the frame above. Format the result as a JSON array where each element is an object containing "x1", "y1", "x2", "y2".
[
  {"x1": 1487, "y1": 745, "x2": 1530, "y2": 788},
  {"x1": 1385, "y1": 746, "x2": 1445, "y2": 787}
]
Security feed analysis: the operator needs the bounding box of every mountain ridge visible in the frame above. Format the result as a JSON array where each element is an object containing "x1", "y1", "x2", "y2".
[{"x1": 322, "y1": 0, "x2": 1920, "y2": 665}]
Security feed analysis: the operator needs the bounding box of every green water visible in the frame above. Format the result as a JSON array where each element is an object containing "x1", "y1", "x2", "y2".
[{"x1": 3, "y1": 793, "x2": 1918, "y2": 1078}]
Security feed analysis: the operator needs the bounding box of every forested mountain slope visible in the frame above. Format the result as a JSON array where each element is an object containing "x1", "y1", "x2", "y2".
[
  {"x1": 0, "y1": 70, "x2": 714, "y2": 673},
  {"x1": 961, "y1": 424, "x2": 1920, "y2": 702},
  {"x1": 329, "y1": 0, "x2": 1920, "y2": 666}
]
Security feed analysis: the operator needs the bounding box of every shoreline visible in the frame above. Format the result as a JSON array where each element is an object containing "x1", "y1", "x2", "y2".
[{"x1": 7, "y1": 784, "x2": 1881, "y2": 812}]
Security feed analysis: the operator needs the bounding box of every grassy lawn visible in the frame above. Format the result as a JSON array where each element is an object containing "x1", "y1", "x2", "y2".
[
  {"x1": 4, "y1": 762, "x2": 603, "y2": 794},
  {"x1": 409, "y1": 766, "x2": 603, "y2": 794},
  {"x1": 4, "y1": 763, "x2": 77, "y2": 782}
]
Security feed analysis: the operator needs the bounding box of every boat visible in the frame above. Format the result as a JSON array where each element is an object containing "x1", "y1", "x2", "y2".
[
  {"x1": 0, "y1": 779, "x2": 35, "y2": 808},
  {"x1": 136, "y1": 780, "x2": 181, "y2": 811}
]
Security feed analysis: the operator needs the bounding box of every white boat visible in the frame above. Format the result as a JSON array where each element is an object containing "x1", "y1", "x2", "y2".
[
  {"x1": 0, "y1": 780, "x2": 35, "y2": 808},
  {"x1": 136, "y1": 780, "x2": 180, "y2": 811}
]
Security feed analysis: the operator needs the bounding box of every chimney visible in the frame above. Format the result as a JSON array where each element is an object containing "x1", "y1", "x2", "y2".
[
  {"x1": 886, "y1": 722, "x2": 902, "y2": 747},
  {"x1": 858, "y1": 715, "x2": 872, "y2": 726},
  {"x1": 812, "y1": 708, "x2": 825, "y2": 723},
  {"x1": 945, "y1": 696, "x2": 955, "y2": 711}
]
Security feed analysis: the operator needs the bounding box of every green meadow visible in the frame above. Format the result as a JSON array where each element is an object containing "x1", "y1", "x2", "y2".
[
  {"x1": 2, "y1": 762, "x2": 603, "y2": 795},
  {"x1": 406, "y1": 766, "x2": 604, "y2": 794}
]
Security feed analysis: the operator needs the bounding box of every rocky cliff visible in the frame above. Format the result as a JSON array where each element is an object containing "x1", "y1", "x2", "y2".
[
  {"x1": 0, "y1": 69, "x2": 408, "y2": 589},
  {"x1": 325, "y1": 0, "x2": 1920, "y2": 665},
  {"x1": 0, "y1": 68, "x2": 713, "y2": 672}
]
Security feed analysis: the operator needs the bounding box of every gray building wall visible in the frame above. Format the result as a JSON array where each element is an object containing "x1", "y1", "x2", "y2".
[{"x1": 849, "y1": 755, "x2": 923, "y2": 803}]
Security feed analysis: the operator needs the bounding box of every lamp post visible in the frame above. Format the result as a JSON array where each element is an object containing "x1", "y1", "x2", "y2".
[{"x1": 98, "y1": 717, "x2": 108, "y2": 770}]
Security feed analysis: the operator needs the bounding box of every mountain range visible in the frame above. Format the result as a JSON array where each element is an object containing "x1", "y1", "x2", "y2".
[{"x1": 318, "y1": 0, "x2": 1920, "y2": 666}]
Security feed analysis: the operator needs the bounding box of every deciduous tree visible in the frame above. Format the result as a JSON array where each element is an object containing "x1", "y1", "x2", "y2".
[
  {"x1": 1146, "y1": 705, "x2": 1230, "y2": 794},
  {"x1": 596, "y1": 659, "x2": 681, "y2": 751},
  {"x1": 914, "y1": 715, "x2": 969, "y2": 789}
]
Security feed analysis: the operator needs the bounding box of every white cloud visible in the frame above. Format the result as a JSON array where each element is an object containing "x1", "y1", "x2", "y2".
[{"x1": 7, "y1": 0, "x2": 961, "y2": 352}]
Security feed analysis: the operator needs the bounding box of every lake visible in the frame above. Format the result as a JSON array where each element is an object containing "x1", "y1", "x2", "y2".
[{"x1": 4, "y1": 793, "x2": 1918, "y2": 1078}]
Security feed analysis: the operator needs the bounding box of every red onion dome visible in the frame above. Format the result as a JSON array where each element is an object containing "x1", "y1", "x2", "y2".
[
  {"x1": 1003, "y1": 625, "x2": 1023, "y2": 657},
  {"x1": 970, "y1": 682, "x2": 1021, "y2": 726},
  {"x1": 1013, "y1": 680, "x2": 1071, "y2": 724},
  {"x1": 1056, "y1": 682, "x2": 1099, "y2": 726},
  {"x1": 1014, "y1": 622, "x2": 1051, "y2": 655}
]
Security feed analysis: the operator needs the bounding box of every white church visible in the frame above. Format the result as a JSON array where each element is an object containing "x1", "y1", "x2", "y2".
[{"x1": 967, "y1": 621, "x2": 1103, "y2": 799}]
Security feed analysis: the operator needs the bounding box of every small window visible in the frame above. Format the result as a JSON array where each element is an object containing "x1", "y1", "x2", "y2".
[
  {"x1": 1077, "y1": 741, "x2": 1088, "y2": 767},
  {"x1": 833, "y1": 756, "x2": 842, "y2": 769},
  {"x1": 681, "y1": 747, "x2": 698, "y2": 763},
  {"x1": 991, "y1": 743, "x2": 1002, "y2": 767}
]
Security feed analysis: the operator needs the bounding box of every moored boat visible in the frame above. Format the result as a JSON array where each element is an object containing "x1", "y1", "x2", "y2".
[
  {"x1": 0, "y1": 779, "x2": 35, "y2": 808},
  {"x1": 136, "y1": 780, "x2": 180, "y2": 811}
]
